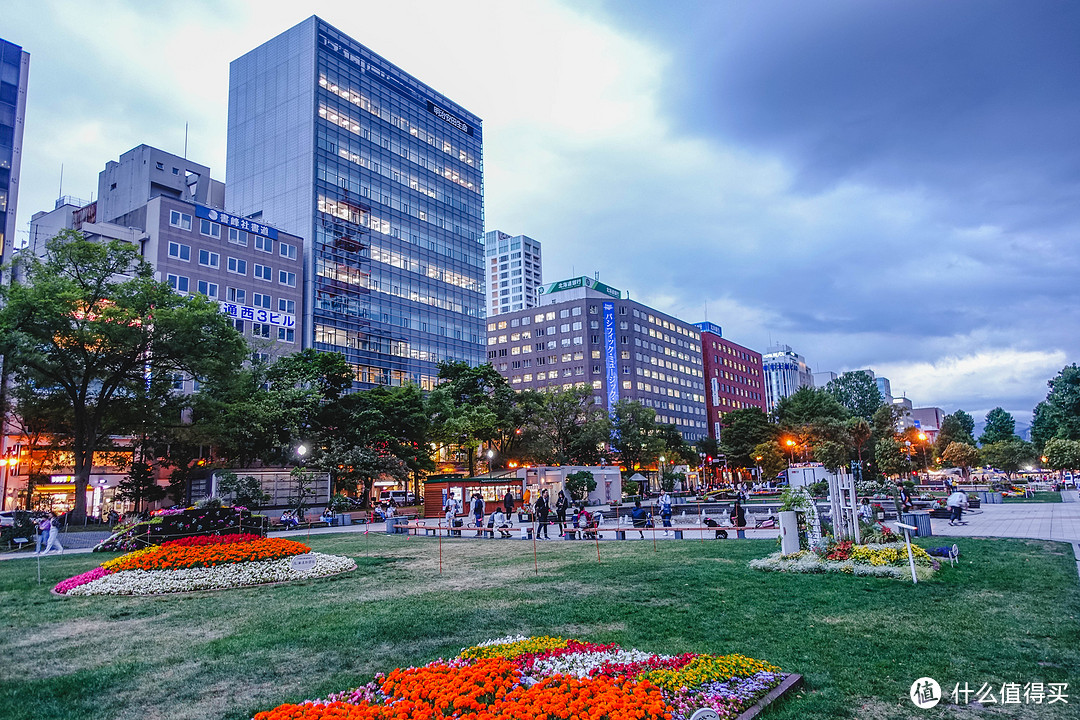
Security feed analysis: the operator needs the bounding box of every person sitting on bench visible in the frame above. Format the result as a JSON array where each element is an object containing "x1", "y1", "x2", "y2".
[
  {"x1": 630, "y1": 500, "x2": 649, "y2": 538},
  {"x1": 491, "y1": 508, "x2": 512, "y2": 538}
]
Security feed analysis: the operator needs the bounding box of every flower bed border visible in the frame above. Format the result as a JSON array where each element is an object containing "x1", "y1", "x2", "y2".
[
  {"x1": 735, "y1": 672, "x2": 802, "y2": 720},
  {"x1": 50, "y1": 558, "x2": 357, "y2": 598}
]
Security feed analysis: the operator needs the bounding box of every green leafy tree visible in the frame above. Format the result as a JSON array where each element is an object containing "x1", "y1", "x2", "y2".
[
  {"x1": 979, "y1": 407, "x2": 1018, "y2": 446},
  {"x1": 217, "y1": 470, "x2": 270, "y2": 509},
  {"x1": 845, "y1": 417, "x2": 872, "y2": 479},
  {"x1": 427, "y1": 361, "x2": 515, "y2": 476},
  {"x1": 935, "y1": 410, "x2": 976, "y2": 454},
  {"x1": 718, "y1": 408, "x2": 776, "y2": 468},
  {"x1": 0, "y1": 233, "x2": 246, "y2": 521},
  {"x1": 1030, "y1": 365, "x2": 1080, "y2": 449},
  {"x1": 751, "y1": 441, "x2": 787, "y2": 481},
  {"x1": 979, "y1": 438, "x2": 1036, "y2": 479},
  {"x1": 659, "y1": 470, "x2": 684, "y2": 492},
  {"x1": 875, "y1": 437, "x2": 907, "y2": 478},
  {"x1": 655, "y1": 423, "x2": 694, "y2": 466},
  {"x1": 1043, "y1": 438, "x2": 1080, "y2": 476},
  {"x1": 813, "y1": 440, "x2": 849, "y2": 474},
  {"x1": 312, "y1": 441, "x2": 410, "y2": 507},
  {"x1": 564, "y1": 470, "x2": 597, "y2": 502},
  {"x1": 774, "y1": 387, "x2": 849, "y2": 428},
  {"x1": 115, "y1": 461, "x2": 166, "y2": 513},
  {"x1": 825, "y1": 370, "x2": 883, "y2": 420},
  {"x1": 941, "y1": 442, "x2": 980, "y2": 479},
  {"x1": 522, "y1": 386, "x2": 609, "y2": 466},
  {"x1": 609, "y1": 400, "x2": 663, "y2": 475}
]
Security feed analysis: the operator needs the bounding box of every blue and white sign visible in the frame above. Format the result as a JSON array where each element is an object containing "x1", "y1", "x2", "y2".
[
  {"x1": 196, "y1": 205, "x2": 278, "y2": 240},
  {"x1": 219, "y1": 302, "x2": 296, "y2": 328},
  {"x1": 603, "y1": 302, "x2": 619, "y2": 415}
]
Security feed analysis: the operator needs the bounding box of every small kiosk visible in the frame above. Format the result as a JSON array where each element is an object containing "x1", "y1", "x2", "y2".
[{"x1": 422, "y1": 472, "x2": 525, "y2": 519}]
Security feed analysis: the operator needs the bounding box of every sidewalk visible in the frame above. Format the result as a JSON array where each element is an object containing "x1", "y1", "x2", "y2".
[{"x1": 928, "y1": 493, "x2": 1080, "y2": 544}]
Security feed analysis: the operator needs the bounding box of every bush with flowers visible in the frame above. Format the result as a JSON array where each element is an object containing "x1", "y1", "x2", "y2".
[
  {"x1": 93, "y1": 505, "x2": 266, "y2": 552},
  {"x1": 253, "y1": 636, "x2": 794, "y2": 720},
  {"x1": 751, "y1": 537, "x2": 940, "y2": 580},
  {"x1": 55, "y1": 535, "x2": 354, "y2": 596}
]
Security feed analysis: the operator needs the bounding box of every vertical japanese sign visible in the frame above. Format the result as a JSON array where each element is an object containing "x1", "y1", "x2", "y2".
[{"x1": 604, "y1": 302, "x2": 619, "y2": 416}]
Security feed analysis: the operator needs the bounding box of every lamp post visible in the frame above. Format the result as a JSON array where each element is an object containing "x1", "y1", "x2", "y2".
[
  {"x1": 916, "y1": 432, "x2": 930, "y2": 479},
  {"x1": 486, "y1": 449, "x2": 494, "y2": 477},
  {"x1": 784, "y1": 439, "x2": 797, "y2": 466}
]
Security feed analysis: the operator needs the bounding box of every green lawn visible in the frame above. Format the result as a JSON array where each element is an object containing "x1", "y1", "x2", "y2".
[
  {"x1": 1002, "y1": 491, "x2": 1064, "y2": 503},
  {"x1": 1, "y1": 534, "x2": 1078, "y2": 720}
]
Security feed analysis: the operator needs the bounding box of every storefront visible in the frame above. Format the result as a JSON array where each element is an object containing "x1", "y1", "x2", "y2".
[{"x1": 422, "y1": 473, "x2": 525, "y2": 519}]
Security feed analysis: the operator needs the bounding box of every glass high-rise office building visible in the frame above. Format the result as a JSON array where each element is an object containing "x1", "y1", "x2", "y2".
[
  {"x1": 226, "y1": 16, "x2": 484, "y2": 390},
  {"x1": 0, "y1": 38, "x2": 29, "y2": 285}
]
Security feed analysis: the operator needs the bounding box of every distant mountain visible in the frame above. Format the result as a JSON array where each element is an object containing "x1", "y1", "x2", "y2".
[{"x1": 972, "y1": 421, "x2": 1031, "y2": 443}]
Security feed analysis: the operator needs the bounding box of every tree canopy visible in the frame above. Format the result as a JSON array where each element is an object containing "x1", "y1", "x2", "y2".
[
  {"x1": 979, "y1": 407, "x2": 1018, "y2": 446},
  {"x1": 0, "y1": 233, "x2": 246, "y2": 520},
  {"x1": 824, "y1": 370, "x2": 883, "y2": 420}
]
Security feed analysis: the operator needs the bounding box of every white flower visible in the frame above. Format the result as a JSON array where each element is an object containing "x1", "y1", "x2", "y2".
[{"x1": 66, "y1": 553, "x2": 355, "y2": 596}]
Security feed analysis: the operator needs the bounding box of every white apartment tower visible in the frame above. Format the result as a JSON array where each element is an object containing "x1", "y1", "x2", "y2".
[{"x1": 482, "y1": 230, "x2": 542, "y2": 317}]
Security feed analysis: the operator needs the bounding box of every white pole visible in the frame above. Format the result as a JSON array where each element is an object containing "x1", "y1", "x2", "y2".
[{"x1": 905, "y1": 529, "x2": 918, "y2": 584}]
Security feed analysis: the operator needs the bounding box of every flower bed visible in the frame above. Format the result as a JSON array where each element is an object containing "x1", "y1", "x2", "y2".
[
  {"x1": 750, "y1": 541, "x2": 939, "y2": 580},
  {"x1": 55, "y1": 536, "x2": 354, "y2": 596},
  {"x1": 93, "y1": 506, "x2": 265, "y2": 552},
  {"x1": 253, "y1": 636, "x2": 795, "y2": 720}
]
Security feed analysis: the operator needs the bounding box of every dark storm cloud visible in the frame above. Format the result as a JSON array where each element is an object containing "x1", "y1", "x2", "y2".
[{"x1": 600, "y1": 0, "x2": 1080, "y2": 215}]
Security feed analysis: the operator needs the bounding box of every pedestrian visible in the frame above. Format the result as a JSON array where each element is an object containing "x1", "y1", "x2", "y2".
[
  {"x1": 472, "y1": 493, "x2": 485, "y2": 536},
  {"x1": 503, "y1": 489, "x2": 515, "y2": 516},
  {"x1": 730, "y1": 498, "x2": 746, "y2": 539},
  {"x1": 35, "y1": 514, "x2": 51, "y2": 554},
  {"x1": 858, "y1": 497, "x2": 874, "y2": 523},
  {"x1": 946, "y1": 488, "x2": 968, "y2": 525},
  {"x1": 555, "y1": 491, "x2": 569, "y2": 537},
  {"x1": 44, "y1": 512, "x2": 64, "y2": 554},
  {"x1": 443, "y1": 495, "x2": 458, "y2": 536},
  {"x1": 894, "y1": 482, "x2": 912, "y2": 518},
  {"x1": 657, "y1": 488, "x2": 673, "y2": 535},
  {"x1": 630, "y1": 499, "x2": 649, "y2": 538},
  {"x1": 535, "y1": 489, "x2": 550, "y2": 539}
]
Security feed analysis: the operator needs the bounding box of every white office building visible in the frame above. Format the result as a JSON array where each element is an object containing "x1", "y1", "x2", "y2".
[{"x1": 482, "y1": 230, "x2": 542, "y2": 317}]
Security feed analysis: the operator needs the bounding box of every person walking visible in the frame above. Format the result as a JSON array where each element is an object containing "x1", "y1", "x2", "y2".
[
  {"x1": 730, "y1": 498, "x2": 746, "y2": 539},
  {"x1": 472, "y1": 493, "x2": 486, "y2": 536},
  {"x1": 657, "y1": 489, "x2": 673, "y2": 535},
  {"x1": 503, "y1": 489, "x2": 515, "y2": 517},
  {"x1": 554, "y1": 491, "x2": 569, "y2": 537},
  {"x1": 946, "y1": 488, "x2": 968, "y2": 525},
  {"x1": 43, "y1": 512, "x2": 64, "y2": 554},
  {"x1": 35, "y1": 514, "x2": 51, "y2": 555},
  {"x1": 535, "y1": 489, "x2": 550, "y2": 539}
]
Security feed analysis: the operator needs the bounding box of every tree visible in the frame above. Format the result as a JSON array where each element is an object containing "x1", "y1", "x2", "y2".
[
  {"x1": 523, "y1": 386, "x2": 609, "y2": 466},
  {"x1": 0, "y1": 233, "x2": 247, "y2": 521},
  {"x1": 825, "y1": 370, "x2": 883, "y2": 420},
  {"x1": 659, "y1": 470, "x2": 684, "y2": 492},
  {"x1": 115, "y1": 461, "x2": 166, "y2": 513},
  {"x1": 941, "y1": 442, "x2": 980, "y2": 479},
  {"x1": 427, "y1": 361, "x2": 514, "y2": 476},
  {"x1": 564, "y1": 470, "x2": 596, "y2": 502},
  {"x1": 751, "y1": 442, "x2": 786, "y2": 481},
  {"x1": 313, "y1": 441, "x2": 410, "y2": 507},
  {"x1": 609, "y1": 400, "x2": 663, "y2": 475},
  {"x1": 935, "y1": 410, "x2": 976, "y2": 455},
  {"x1": 979, "y1": 407, "x2": 1017, "y2": 446},
  {"x1": 979, "y1": 438, "x2": 1035, "y2": 479},
  {"x1": 718, "y1": 408, "x2": 776, "y2": 468},
  {"x1": 875, "y1": 437, "x2": 907, "y2": 478},
  {"x1": 1043, "y1": 438, "x2": 1080, "y2": 476},
  {"x1": 813, "y1": 440, "x2": 849, "y2": 474},
  {"x1": 1030, "y1": 365, "x2": 1080, "y2": 449},
  {"x1": 774, "y1": 387, "x2": 849, "y2": 428},
  {"x1": 845, "y1": 417, "x2": 872, "y2": 479},
  {"x1": 217, "y1": 470, "x2": 270, "y2": 509}
]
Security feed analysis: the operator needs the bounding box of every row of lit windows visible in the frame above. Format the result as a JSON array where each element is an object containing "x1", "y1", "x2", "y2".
[
  {"x1": 319, "y1": 74, "x2": 478, "y2": 170},
  {"x1": 370, "y1": 244, "x2": 479, "y2": 292},
  {"x1": 317, "y1": 194, "x2": 482, "y2": 270},
  {"x1": 348, "y1": 362, "x2": 439, "y2": 391},
  {"x1": 317, "y1": 159, "x2": 478, "y2": 240}
]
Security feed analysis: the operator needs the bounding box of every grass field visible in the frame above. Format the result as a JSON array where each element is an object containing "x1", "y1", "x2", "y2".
[
  {"x1": 1002, "y1": 491, "x2": 1064, "y2": 504},
  {"x1": 1, "y1": 533, "x2": 1078, "y2": 720}
]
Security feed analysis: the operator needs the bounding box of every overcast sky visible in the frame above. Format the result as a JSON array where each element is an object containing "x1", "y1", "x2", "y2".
[{"x1": 6, "y1": 0, "x2": 1077, "y2": 426}]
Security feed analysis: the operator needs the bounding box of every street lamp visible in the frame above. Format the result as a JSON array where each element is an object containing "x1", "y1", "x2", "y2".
[
  {"x1": 296, "y1": 444, "x2": 308, "y2": 459},
  {"x1": 486, "y1": 449, "x2": 494, "y2": 477},
  {"x1": 784, "y1": 439, "x2": 797, "y2": 465}
]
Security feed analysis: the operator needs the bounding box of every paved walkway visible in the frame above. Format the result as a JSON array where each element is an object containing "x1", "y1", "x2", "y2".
[{"x1": 929, "y1": 492, "x2": 1080, "y2": 544}]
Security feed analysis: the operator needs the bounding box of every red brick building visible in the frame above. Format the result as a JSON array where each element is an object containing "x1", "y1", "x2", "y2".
[{"x1": 694, "y1": 322, "x2": 767, "y2": 441}]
